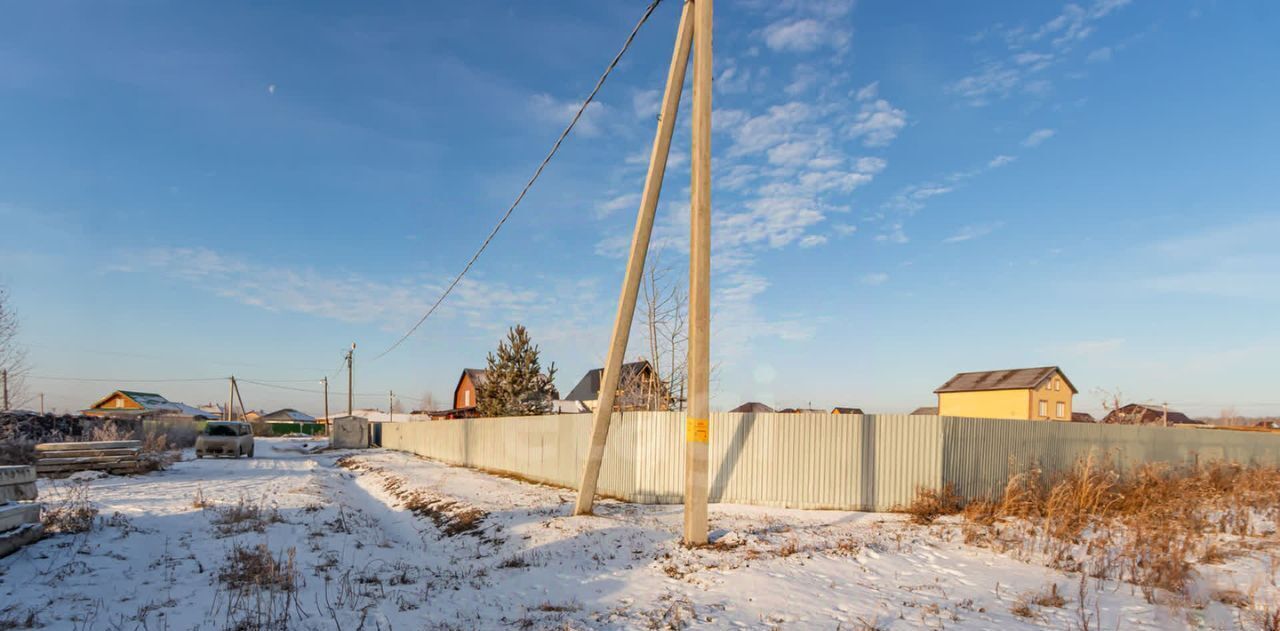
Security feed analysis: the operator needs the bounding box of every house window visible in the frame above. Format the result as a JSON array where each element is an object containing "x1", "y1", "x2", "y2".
[
  {"x1": 1056, "y1": 402, "x2": 1066, "y2": 418},
  {"x1": 464, "y1": 390, "x2": 471, "y2": 406},
  {"x1": 1054, "y1": 379, "x2": 1061, "y2": 392},
  {"x1": 1038, "y1": 400, "x2": 1048, "y2": 417}
]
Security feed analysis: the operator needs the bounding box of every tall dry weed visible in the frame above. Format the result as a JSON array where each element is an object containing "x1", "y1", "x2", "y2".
[{"x1": 917, "y1": 455, "x2": 1280, "y2": 604}]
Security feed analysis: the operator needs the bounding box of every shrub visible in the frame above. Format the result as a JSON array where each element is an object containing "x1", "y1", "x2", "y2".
[{"x1": 900, "y1": 483, "x2": 965, "y2": 525}]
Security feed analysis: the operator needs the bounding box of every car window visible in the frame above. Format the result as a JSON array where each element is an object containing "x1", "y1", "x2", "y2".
[{"x1": 206, "y1": 424, "x2": 237, "y2": 436}]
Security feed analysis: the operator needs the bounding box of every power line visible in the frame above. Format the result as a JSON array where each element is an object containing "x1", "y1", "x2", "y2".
[
  {"x1": 371, "y1": 0, "x2": 666, "y2": 361},
  {"x1": 26, "y1": 375, "x2": 226, "y2": 383},
  {"x1": 237, "y1": 378, "x2": 384, "y2": 399}
]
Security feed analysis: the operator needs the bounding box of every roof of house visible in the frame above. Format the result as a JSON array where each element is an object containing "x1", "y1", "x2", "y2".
[
  {"x1": 778, "y1": 408, "x2": 826, "y2": 414},
  {"x1": 260, "y1": 408, "x2": 316, "y2": 422},
  {"x1": 461, "y1": 368, "x2": 488, "y2": 386},
  {"x1": 1071, "y1": 412, "x2": 1097, "y2": 423},
  {"x1": 564, "y1": 360, "x2": 653, "y2": 402},
  {"x1": 1103, "y1": 404, "x2": 1203, "y2": 426},
  {"x1": 86, "y1": 390, "x2": 214, "y2": 418},
  {"x1": 934, "y1": 366, "x2": 1077, "y2": 394},
  {"x1": 911, "y1": 406, "x2": 939, "y2": 415},
  {"x1": 729, "y1": 401, "x2": 774, "y2": 413},
  {"x1": 831, "y1": 407, "x2": 864, "y2": 415}
]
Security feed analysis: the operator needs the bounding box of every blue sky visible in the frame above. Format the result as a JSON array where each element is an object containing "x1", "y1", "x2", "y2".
[{"x1": 2, "y1": 0, "x2": 1278, "y2": 417}]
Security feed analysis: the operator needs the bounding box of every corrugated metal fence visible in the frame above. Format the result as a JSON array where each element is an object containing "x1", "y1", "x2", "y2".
[{"x1": 377, "y1": 413, "x2": 1280, "y2": 512}]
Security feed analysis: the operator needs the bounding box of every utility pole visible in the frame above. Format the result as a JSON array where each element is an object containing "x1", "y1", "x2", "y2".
[
  {"x1": 389, "y1": 390, "x2": 395, "y2": 423},
  {"x1": 1163, "y1": 401, "x2": 1168, "y2": 427},
  {"x1": 2, "y1": 369, "x2": 8, "y2": 411},
  {"x1": 574, "y1": 0, "x2": 694, "y2": 517},
  {"x1": 322, "y1": 377, "x2": 330, "y2": 427},
  {"x1": 685, "y1": 0, "x2": 713, "y2": 546},
  {"x1": 234, "y1": 377, "x2": 247, "y2": 423},
  {"x1": 39, "y1": 393, "x2": 44, "y2": 415},
  {"x1": 227, "y1": 376, "x2": 235, "y2": 421},
  {"x1": 346, "y1": 343, "x2": 355, "y2": 417}
]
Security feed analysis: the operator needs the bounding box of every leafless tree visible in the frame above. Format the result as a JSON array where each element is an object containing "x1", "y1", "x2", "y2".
[
  {"x1": 634, "y1": 257, "x2": 687, "y2": 411},
  {"x1": 419, "y1": 391, "x2": 439, "y2": 413},
  {"x1": 0, "y1": 286, "x2": 28, "y2": 410}
]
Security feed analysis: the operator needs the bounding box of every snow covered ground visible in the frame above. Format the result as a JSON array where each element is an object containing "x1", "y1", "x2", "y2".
[{"x1": 1, "y1": 439, "x2": 1276, "y2": 629}]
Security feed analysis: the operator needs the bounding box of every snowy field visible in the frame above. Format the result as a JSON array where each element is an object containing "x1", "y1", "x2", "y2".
[{"x1": 1, "y1": 438, "x2": 1277, "y2": 630}]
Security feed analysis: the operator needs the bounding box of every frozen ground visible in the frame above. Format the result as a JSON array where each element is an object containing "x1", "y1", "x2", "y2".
[{"x1": 1, "y1": 439, "x2": 1276, "y2": 629}]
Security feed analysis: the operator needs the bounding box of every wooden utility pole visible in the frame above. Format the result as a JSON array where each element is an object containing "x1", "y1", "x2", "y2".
[
  {"x1": 227, "y1": 376, "x2": 235, "y2": 421},
  {"x1": 39, "y1": 393, "x2": 44, "y2": 415},
  {"x1": 684, "y1": 0, "x2": 713, "y2": 546},
  {"x1": 1, "y1": 370, "x2": 7, "y2": 411},
  {"x1": 322, "y1": 377, "x2": 330, "y2": 427},
  {"x1": 389, "y1": 390, "x2": 395, "y2": 423},
  {"x1": 1162, "y1": 402, "x2": 1169, "y2": 427},
  {"x1": 574, "y1": 0, "x2": 695, "y2": 517},
  {"x1": 346, "y1": 344, "x2": 355, "y2": 417},
  {"x1": 234, "y1": 378, "x2": 247, "y2": 422}
]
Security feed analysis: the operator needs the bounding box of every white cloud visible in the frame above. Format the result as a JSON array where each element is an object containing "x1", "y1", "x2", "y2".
[
  {"x1": 115, "y1": 247, "x2": 545, "y2": 333},
  {"x1": 594, "y1": 192, "x2": 639, "y2": 219},
  {"x1": 529, "y1": 93, "x2": 606, "y2": 136},
  {"x1": 1022, "y1": 128, "x2": 1056, "y2": 147},
  {"x1": 767, "y1": 139, "x2": 819, "y2": 167},
  {"x1": 951, "y1": 0, "x2": 1132, "y2": 106},
  {"x1": 855, "y1": 81, "x2": 879, "y2": 101},
  {"x1": 860, "y1": 272, "x2": 889, "y2": 286},
  {"x1": 631, "y1": 89, "x2": 660, "y2": 120},
  {"x1": 942, "y1": 222, "x2": 1004, "y2": 244},
  {"x1": 848, "y1": 98, "x2": 907, "y2": 147},
  {"x1": 833, "y1": 223, "x2": 858, "y2": 236},
  {"x1": 988, "y1": 154, "x2": 1017, "y2": 168},
  {"x1": 725, "y1": 102, "x2": 812, "y2": 157},
  {"x1": 1086, "y1": 47, "x2": 1113, "y2": 63},
  {"x1": 762, "y1": 18, "x2": 848, "y2": 53},
  {"x1": 799, "y1": 235, "x2": 828, "y2": 248}
]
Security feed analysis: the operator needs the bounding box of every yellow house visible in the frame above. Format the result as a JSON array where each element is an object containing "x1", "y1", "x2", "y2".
[{"x1": 934, "y1": 366, "x2": 1076, "y2": 421}]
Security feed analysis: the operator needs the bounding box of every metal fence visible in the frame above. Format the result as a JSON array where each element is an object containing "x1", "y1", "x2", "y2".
[{"x1": 377, "y1": 413, "x2": 1280, "y2": 512}]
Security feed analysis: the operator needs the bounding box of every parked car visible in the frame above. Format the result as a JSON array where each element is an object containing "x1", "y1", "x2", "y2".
[{"x1": 196, "y1": 421, "x2": 255, "y2": 458}]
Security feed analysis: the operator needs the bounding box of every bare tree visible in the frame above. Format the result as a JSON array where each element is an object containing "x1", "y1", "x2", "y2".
[
  {"x1": 0, "y1": 286, "x2": 28, "y2": 410},
  {"x1": 419, "y1": 391, "x2": 439, "y2": 413},
  {"x1": 634, "y1": 257, "x2": 687, "y2": 411}
]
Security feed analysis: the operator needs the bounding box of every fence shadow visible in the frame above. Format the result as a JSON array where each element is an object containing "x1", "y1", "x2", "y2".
[{"x1": 710, "y1": 412, "x2": 756, "y2": 502}]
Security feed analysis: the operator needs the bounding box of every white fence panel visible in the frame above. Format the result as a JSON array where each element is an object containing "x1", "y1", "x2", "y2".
[{"x1": 376, "y1": 413, "x2": 1280, "y2": 513}]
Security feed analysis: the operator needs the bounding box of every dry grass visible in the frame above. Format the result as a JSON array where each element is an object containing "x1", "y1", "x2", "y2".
[
  {"x1": 40, "y1": 482, "x2": 98, "y2": 534},
  {"x1": 215, "y1": 543, "x2": 302, "y2": 630},
  {"x1": 899, "y1": 483, "x2": 965, "y2": 525},
  {"x1": 219, "y1": 543, "x2": 300, "y2": 592},
  {"x1": 929, "y1": 455, "x2": 1280, "y2": 604},
  {"x1": 209, "y1": 497, "x2": 284, "y2": 536}
]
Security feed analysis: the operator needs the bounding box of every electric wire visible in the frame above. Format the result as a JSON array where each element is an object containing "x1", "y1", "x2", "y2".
[{"x1": 371, "y1": 0, "x2": 666, "y2": 361}]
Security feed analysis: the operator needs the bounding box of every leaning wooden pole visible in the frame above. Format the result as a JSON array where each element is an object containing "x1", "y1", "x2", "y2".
[
  {"x1": 574, "y1": 1, "x2": 694, "y2": 516},
  {"x1": 684, "y1": 0, "x2": 712, "y2": 546}
]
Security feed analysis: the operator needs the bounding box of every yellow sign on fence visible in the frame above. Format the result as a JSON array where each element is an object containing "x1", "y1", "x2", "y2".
[{"x1": 686, "y1": 417, "x2": 709, "y2": 443}]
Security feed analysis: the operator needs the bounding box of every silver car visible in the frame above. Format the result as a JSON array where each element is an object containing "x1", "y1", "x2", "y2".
[{"x1": 196, "y1": 422, "x2": 255, "y2": 458}]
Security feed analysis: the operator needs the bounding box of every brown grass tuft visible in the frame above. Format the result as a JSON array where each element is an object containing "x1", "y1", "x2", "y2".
[{"x1": 900, "y1": 483, "x2": 965, "y2": 525}]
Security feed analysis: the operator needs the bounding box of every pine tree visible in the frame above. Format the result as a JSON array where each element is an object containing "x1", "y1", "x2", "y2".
[{"x1": 476, "y1": 325, "x2": 558, "y2": 417}]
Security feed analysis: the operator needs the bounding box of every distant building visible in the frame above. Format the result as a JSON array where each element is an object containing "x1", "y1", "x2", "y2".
[
  {"x1": 911, "y1": 406, "x2": 939, "y2": 415},
  {"x1": 831, "y1": 407, "x2": 864, "y2": 415},
  {"x1": 259, "y1": 408, "x2": 316, "y2": 423},
  {"x1": 550, "y1": 400, "x2": 589, "y2": 414},
  {"x1": 1071, "y1": 412, "x2": 1096, "y2": 423},
  {"x1": 1101, "y1": 404, "x2": 1202, "y2": 426},
  {"x1": 729, "y1": 402, "x2": 774, "y2": 414},
  {"x1": 934, "y1": 366, "x2": 1076, "y2": 421},
  {"x1": 778, "y1": 408, "x2": 826, "y2": 414},
  {"x1": 441, "y1": 368, "x2": 488, "y2": 418},
  {"x1": 565, "y1": 360, "x2": 668, "y2": 412},
  {"x1": 83, "y1": 390, "x2": 216, "y2": 421}
]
